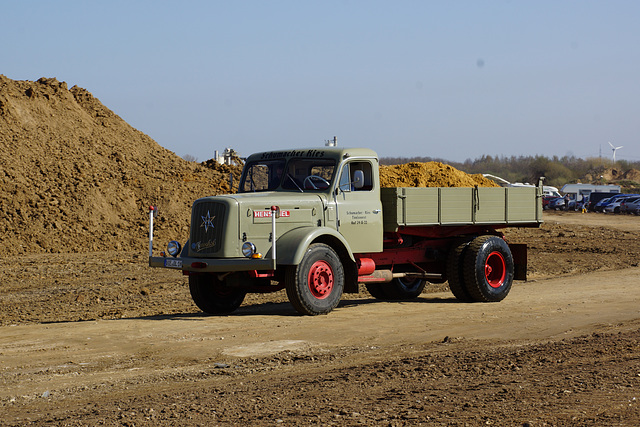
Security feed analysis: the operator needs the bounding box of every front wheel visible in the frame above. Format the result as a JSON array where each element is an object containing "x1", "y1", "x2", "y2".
[
  {"x1": 285, "y1": 243, "x2": 344, "y2": 315},
  {"x1": 189, "y1": 274, "x2": 246, "y2": 314},
  {"x1": 462, "y1": 236, "x2": 514, "y2": 302}
]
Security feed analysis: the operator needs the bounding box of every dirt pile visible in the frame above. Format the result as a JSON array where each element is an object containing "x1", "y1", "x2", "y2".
[
  {"x1": 623, "y1": 168, "x2": 640, "y2": 182},
  {"x1": 0, "y1": 75, "x2": 240, "y2": 255},
  {"x1": 582, "y1": 167, "x2": 640, "y2": 187},
  {"x1": 380, "y1": 161, "x2": 499, "y2": 188},
  {"x1": 599, "y1": 168, "x2": 640, "y2": 182}
]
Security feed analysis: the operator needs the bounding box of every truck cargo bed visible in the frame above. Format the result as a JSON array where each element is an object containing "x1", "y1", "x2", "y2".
[{"x1": 381, "y1": 186, "x2": 542, "y2": 232}]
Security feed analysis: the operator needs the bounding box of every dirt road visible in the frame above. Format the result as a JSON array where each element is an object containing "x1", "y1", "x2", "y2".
[{"x1": 1, "y1": 212, "x2": 639, "y2": 425}]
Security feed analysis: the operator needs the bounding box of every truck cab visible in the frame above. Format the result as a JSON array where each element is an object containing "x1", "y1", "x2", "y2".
[
  {"x1": 237, "y1": 147, "x2": 383, "y2": 254},
  {"x1": 150, "y1": 148, "x2": 386, "y2": 315}
]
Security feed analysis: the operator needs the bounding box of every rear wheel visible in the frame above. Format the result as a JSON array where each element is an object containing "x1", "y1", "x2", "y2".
[
  {"x1": 462, "y1": 235, "x2": 514, "y2": 302},
  {"x1": 189, "y1": 274, "x2": 246, "y2": 314},
  {"x1": 285, "y1": 243, "x2": 344, "y2": 315},
  {"x1": 446, "y1": 239, "x2": 474, "y2": 302}
]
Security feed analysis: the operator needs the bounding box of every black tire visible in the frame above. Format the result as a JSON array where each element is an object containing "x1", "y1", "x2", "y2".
[
  {"x1": 446, "y1": 239, "x2": 474, "y2": 302},
  {"x1": 365, "y1": 283, "x2": 389, "y2": 300},
  {"x1": 382, "y1": 276, "x2": 426, "y2": 300},
  {"x1": 189, "y1": 274, "x2": 246, "y2": 314},
  {"x1": 285, "y1": 243, "x2": 345, "y2": 315},
  {"x1": 462, "y1": 235, "x2": 514, "y2": 302}
]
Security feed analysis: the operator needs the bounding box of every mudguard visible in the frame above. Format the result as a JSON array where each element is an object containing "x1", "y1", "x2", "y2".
[{"x1": 272, "y1": 227, "x2": 355, "y2": 265}]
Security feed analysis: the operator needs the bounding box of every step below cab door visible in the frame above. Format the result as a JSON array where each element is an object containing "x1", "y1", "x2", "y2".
[{"x1": 335, "y1": 159, "x2": 383, "y2": 253}]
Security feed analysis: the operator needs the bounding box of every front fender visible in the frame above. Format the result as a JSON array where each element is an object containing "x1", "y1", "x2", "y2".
[{"x1": 272, "y1": 227, "x2": 355, "y2": 265}]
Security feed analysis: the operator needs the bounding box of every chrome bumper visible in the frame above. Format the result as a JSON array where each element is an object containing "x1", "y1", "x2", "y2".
[{"x1": 149, "y1": 256, "x2": 276, "y2": 272}]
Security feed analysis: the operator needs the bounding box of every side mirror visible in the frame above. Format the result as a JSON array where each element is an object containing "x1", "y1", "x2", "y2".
[{"x1": 353, "y1": 170, "x2": 364, "y2": 189}]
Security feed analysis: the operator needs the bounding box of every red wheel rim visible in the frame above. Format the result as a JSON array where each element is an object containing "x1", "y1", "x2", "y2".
[
  {"x1": 307, "y1": 260, "x2": 334, "y2": 299},
  {"x1": 484, "y1": 251, "x2": 506, "y2": 288}
]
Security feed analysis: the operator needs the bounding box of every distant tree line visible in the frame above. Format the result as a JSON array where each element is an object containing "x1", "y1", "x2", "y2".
[{"x1": 380, "y1": 155, "x2": 640, "y2": 189}]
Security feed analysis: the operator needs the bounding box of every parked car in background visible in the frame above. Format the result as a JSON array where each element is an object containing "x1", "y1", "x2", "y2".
[
  {"x1": 549, "y1": 196, "x2": 576, "y2": 211},
  {"x1": 543, "y1": 195, "x2": 559, "y2": 210},
  {"x1": 620, "y1": 196, "x2": 640, "y2": 214},
  {"x1": 593, "y1": 197, "x2": 612, "y2": 212},
  {"x1": 588, "y1": 192, "x2": 620, "y2": 211},
  {"x1": 626, "y1": 199, "x2": 640, "y2": 215},
  {"x1": 598, "y1": 194, "x2": 638, "y2": 213},
  {"x1": 604, "y1": 195, "x2": 639, "y2": 213},
  {"x1": 603, "y1": 198, "x2": 625, "y2": 214}
]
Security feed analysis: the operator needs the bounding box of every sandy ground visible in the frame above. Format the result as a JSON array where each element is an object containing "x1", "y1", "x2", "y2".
[{"x1": 1, "y1": 211, "x2": 639, "y2": 426}]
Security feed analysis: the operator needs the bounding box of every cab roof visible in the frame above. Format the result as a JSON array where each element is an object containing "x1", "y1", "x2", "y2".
[{"x1": 245, "y1": 147, "x2": 379, "y2": 163}]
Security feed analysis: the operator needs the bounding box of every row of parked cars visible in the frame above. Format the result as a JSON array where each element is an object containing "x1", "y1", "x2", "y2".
[
  {"x1": 543, "y1": 193, "x2": 640, "y2": 214},
  {"x1": 592, "y1": 194, "x2": 640, "y2": 214}
]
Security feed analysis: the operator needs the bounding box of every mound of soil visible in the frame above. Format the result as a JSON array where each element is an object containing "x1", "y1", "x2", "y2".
[
  {"x1": 379, "y1": 161, "x2": 499, "y2": 188},
  {"x1": 623, "y1": 168, "x2": 640, "y2": 182},
  {"x1": 583, "y1": 167, "x2": 640, "y2": 188},
  {"x1": 0, "y1": 75, "x2": 241, "y2": 255}
]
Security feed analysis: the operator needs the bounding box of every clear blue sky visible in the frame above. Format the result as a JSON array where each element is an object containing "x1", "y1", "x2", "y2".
[{"x1": 2, "y1": 1, "x2": 639, "y2": 163}]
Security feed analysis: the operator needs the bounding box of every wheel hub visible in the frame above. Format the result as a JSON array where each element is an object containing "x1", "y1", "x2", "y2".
[
  {"x1": 485, "y1": 251, "x2": 506, "y2": 288},
  {"x1": 308, "y1": 260, "x2": 334, "y2": 299}
]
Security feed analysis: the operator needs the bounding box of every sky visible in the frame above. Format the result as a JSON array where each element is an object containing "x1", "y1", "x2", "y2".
[{"x1": 2, "y1": 1, "x2": 639, "y2": 163}]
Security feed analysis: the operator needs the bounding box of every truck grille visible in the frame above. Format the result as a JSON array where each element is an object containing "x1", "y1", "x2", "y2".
[{"x1": 190, "y1": 201, "x2": 225, "y2": 255}]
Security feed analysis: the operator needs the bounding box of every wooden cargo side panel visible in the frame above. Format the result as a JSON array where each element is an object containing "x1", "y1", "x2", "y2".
[
  {"x1": 439, "y1": 188, "x2": 473, "y2": 223},
  {"x1": 475, "y1": 187, "x2": 507, "y2": 223},
  {"x1": 506, "y1": 187, "x2": 538, "y2": 223},
  {"x1": 381, "y1": 187, "x2": 440, "y2": 230},
  {"x1": 381, "y1": 186, "x2": 541, "y2": 232},
  {"x1": 403, "y1": 187, "x2": 439, "y2": 225},
  {"x1": 383, "y1": 187, "x2": 476, "y2": 226}
]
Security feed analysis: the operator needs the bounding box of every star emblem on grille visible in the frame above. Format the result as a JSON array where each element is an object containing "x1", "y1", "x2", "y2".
[{"x1": 200, "y1": 211, "x2": 215, "y2": 233}]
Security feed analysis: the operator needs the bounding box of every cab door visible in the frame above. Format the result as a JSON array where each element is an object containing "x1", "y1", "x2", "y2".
[{"x1": 335, "y1": 160, "x2": 383, "y2": 253}]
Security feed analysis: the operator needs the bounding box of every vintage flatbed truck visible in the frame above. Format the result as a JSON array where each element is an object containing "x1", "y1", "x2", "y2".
[{"x1": 149, "y1": 147, "x2": 542, "y2": 315}]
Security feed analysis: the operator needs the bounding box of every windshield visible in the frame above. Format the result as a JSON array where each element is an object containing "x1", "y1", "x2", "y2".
[
  {"x1": 239, "y1": 159, "x2": 285, "y2": 192},
  {"x1": 239, "y1": 158, "x2": 336, "y2": 193}
]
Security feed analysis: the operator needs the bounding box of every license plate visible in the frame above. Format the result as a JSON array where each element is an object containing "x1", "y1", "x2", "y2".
[{"x1": 164, "y1": 258, "x2": 182, "y2": 269}]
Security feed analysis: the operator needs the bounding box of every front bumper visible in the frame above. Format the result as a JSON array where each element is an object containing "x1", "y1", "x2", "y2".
[{"x1": 149, "y1": 256, "x2": 276, "y2": 272}]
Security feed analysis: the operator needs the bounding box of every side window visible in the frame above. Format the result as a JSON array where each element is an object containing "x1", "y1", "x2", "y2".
[
  {"x1": 350, "y1": 161, "x2": 373, "y2": 191},
  {"x1": 339, "y1": 164, "x2": 351, "y2": 191},
  {"x1": 339, "y1": 161, "x2": 374, "y2": 192}
]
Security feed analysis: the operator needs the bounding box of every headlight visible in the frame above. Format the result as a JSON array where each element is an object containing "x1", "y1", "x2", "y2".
[
  {"x1": 242, "y1": 242, "x2": 256, "y2": 258},
  {"x1": 167, "y1": 240, "x2": 182, "y2": 257}
]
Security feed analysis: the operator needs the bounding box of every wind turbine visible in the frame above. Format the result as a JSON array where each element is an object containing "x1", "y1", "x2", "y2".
[{"x1": 608, "y1": 141, "x2": 623, "y2": 164}]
